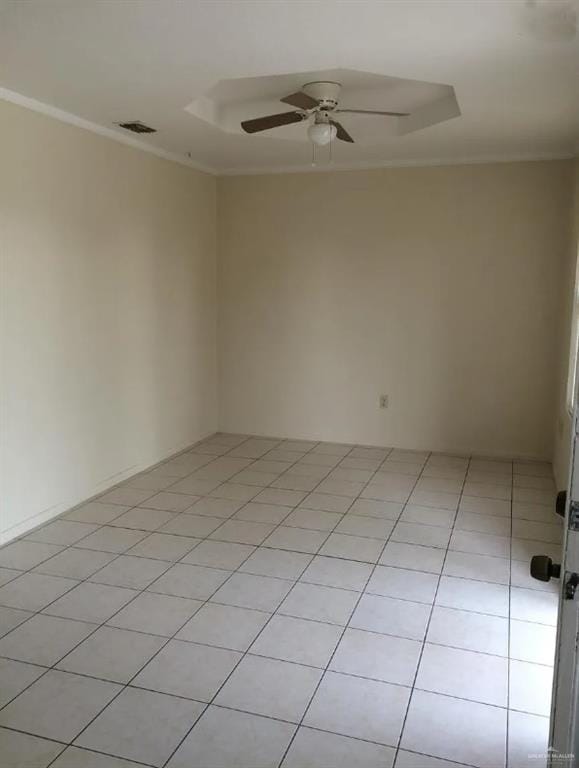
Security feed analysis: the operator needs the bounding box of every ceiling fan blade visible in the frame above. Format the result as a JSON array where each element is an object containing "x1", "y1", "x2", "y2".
[
  {"x1": 330, "y1": 120, "x2": 354, "y2": 143},
  {"x1": 280, "y1": 91, "x2": 319, "y2": 110},
  {"x1": 241, "y1": 111, "x2": 305, "y2": 134},
  {"x1": 336, "y1": 108, "x2": 409, "y2": 117}
]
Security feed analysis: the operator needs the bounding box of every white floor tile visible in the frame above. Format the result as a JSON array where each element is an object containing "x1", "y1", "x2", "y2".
[
  {"x1": 176, "y1": 602, "x2": 270, "y2": 650},
  {"x1": 250, "y1": 614, "x2": 342, "y2": 667},
  {"x1": 138, "y1": 492, "x2": 197, "y2": 513},
  {"x1": 0, "y1": 613, "x2": 94, "y2": 667},
  {"x1": 0, "y1": 670, "x2": 121, "y2": 743},
  {"x1": 211, "y1": 572, "x2": 293, "y2": 611},
  {"x1": 253, "y1": 488, "x2": 308, "y2": 507},
  {"x1": 44, "y1": 582, "x2": 137, "y2": 623},
  {"x1": 400, "y1": 689, "x2": 507, "y2": 767},
  {"x1": 210, "y1": 482, "x2": 261, "y2": 502},
  {"x1": 350, "y1": 593, "x2": 431, "y2": 640},
  {"x1": 319, "y1": 533, "x2": 384, "y2": 563},
  {"x1": 454, "y1": 511, "x2": 511, "y2": 536},
  {"x1": 108, "y1": 591, "x2": 202, "y2": 636},
  {"x1": 278, "y1": 582, "x2": 359, "y2": 625},
  {"x1": 75, "y1": 526, "x2": 149, "y2": 554},
  {"x1": 0, "y1": 728, "x2": 64, "y2": 768},
  {"x1": 395, "y1": 749, "x2": 471, "y2": 768},
  {"x1": 208, "y1": 519, "x2": 276, "y2": 545},
  {"x1": 400, "y1": 505, "x2": 455, "y2": 528},
  {"x1": 508, "y1": 710, "x2": 550, "y2": 768},
  {"x1": 334, "y1": 515, "x2": 395, "y2": 539},
  {"x1": 239, "y1": 548, "x2": 312, "y2": 579},
  {"x1": 89, "y1": 555, "x2": 170, "y2": 589},
  {"x1": 185, "y1": 497, "x2": 243, "y2": 519},
  {"x1": 0, "y1": 435, "x2": 559, "y2": 768},
  {"x1": 126, "y1": 532, "x2": 200, "y2": 561},
  {"x1": 416, "y1": 643, "x2": 508, "y2": 706},
  {"x1": 181, "y1": 539, "x2": 255, "y2": 569},
  {"x1": 449, "y1": 530, "x2": 510, "y2": 558},
  {"x1": 380, "y1": 542, "x2": 444, "y2": 574},
  {"x1": 0, "y1": 606, "x2": 33, "y2": 639},
  {"x1": 234, "y1": 501, "x2": 292, "y2": 524},
  {"x1": 510, "y1": 587, "x2": 559, "y2": 625},
  {"x1": 349, "y1": 498, "x2": 403, "y2": 520},
  {"x1": 57, "y1": 626, "x2": 165, "y2": 683},
  {"x1": 0, "y1": 573, "x2": 77, "y2": 612},
  {"x1": 511, "y1": 519, "x2": 563, "y2": 544},
  {"x1": 283, "y1": 507, "x2": 343, "y2": 531},
  {"x1": 75, "y1": 687, "x2": 204, "y2": 767},
  {"x1": 330, "y1": 627, "x2": 422, "y2": 686},
  {"x1": 25, "y1": 520, "x2": 99, "y2": 546},
  {"x1": 304, "y1": 670, "x2": 410, "y2": 746},
  {"x1": 391, "y1": 522, "x2": 451, "y2": 548},
  {"x1": 459, "y1": 496, "x2": 510, "y2": 517},
  {"x1": 215, "y1": 655, "x2": 322, "y2": 723},
  {"x1": 33, "y1": 547, "x2": 116, "y2": 579},
  {"x1": 509, "y1": 659, "x2": 553, "y2": 716},
  {"x1": 443, "y1": 550, "x2": 510, "y2": 584},
  {"x1": 149, "y1": 563, "x2": 231, "y2": 600},
  {"x1": 427, "y1": 605, "x2": 508, "y2": 656},
  {"x1": 366, "y1": 566, "x2": 439, "y2": 604},
  {"x1": 65, "y1": 501, "x2": 129, "y2": 525},
  {"x1": 283, "y1": 727, "x2": 395, "y2": 768},
  {"x1": 109, "y1": 508, "x2": 178, "y2": 531},
  {"x1": 167, "y1": 706, "x2": 295, "y2": 768},
  {"x1": 510, "y1": 619, "x2": 556, "y2": 665},
  {"x1": 436, "y1": 576, "x2": 509, "y2": 617},
  {"x1": 263, "y1": 526, "x2": 329, "y2": 554},
  {"x1": 511, "y1": 538, "x2": 561, "y2": 563},
  {"x1": 0, "y1": 658, "x2": 46, "y2": 708},
  {"x1": 300, "y1": 555, "x2": 372, "y2": 591},
  {"x1": 132, "y1": 639, "x2": 241, "y2": 701},
  {"x1": 52, "y1": 746, "x2": 145, "y2": 767}
]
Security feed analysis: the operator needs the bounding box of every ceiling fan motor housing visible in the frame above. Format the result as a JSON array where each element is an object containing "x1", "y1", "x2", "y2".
[{"x1": 302, "y1": 81, "x2": 341, "y2": 110}]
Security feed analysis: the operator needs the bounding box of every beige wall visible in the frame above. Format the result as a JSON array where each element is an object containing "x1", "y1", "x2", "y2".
[
  {"x1": 1, "y1": 98, "x2": 574, "y2": 543},
  {"x1": 552, "y1": 158, "x2": 579, "y2": 488},
  {"x1": 218, "y1": 161, "x2": 573, "y2": 459},
  {"x1": 0, "y1": 100, "x2": 217, "y2": 542}
]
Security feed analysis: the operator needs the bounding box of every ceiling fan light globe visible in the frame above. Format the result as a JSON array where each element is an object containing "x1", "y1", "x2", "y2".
[{"x1": 308, "y1": 122, "x2": 337, "y2": 146}]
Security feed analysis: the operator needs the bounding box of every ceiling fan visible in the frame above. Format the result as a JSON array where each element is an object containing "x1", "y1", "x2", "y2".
[{"x1": 240, "y1": 81, "x2": 409, "y2": 146}]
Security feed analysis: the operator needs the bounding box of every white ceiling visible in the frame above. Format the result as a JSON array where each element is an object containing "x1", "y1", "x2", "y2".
[{"x1": 0, "y1": 0, "x2": 578, "y2": 175}]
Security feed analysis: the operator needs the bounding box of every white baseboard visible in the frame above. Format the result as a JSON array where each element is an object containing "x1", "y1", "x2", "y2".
[{"x1": 0, "y1": 430, "x2": 216, "y2": 546}]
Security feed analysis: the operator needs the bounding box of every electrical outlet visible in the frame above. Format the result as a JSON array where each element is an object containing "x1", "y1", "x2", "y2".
[{"x1": 379, "y1": 394, "x2": 389, "y2": 409}]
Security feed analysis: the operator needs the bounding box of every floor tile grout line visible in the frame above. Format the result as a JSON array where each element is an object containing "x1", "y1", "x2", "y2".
[
  {"x1": 276, "y1": 444, "x2": 421, "y2": 767},
  {"x1": 506, "y1": 460, "x2": 514, "y2": 768},
  {"x1": 2, "y1": 538, "x2": 556, "y2": 627},
  {"x1": 1, "y1": 696, "x2": 480, "y2": 768},
  {"x1": 0, "y1": 602, "x2": 558, "y2": 675},
  {"x1": 0, "y1": 437, "x2": 557, "y2": 766},
  {"x1": 41, "y1": 502, "x2": 285, "y2": 766},
  {"x1": 0, "y1": 437, "x2": 327, "y2": 650},
  {"x1": 155, "y1": 444, "x2": 363, "y2": 767},
  {"x1": 157, "y1": 442, "x2": 389, "y2": 768},
  {"x1": 0, "y1": 442, "x2": 295, "y2": 721},
  {"x1": 390, "y1": 453, "x2": 472, "y2": 767},
  {"x1": 0, "y1": 660, "x2": 549, "y2": 757}
]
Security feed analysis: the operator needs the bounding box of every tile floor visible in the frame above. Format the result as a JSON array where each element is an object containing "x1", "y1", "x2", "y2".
[{"x1": 0, "y1": 434, "x2": 563, "y2": 768}]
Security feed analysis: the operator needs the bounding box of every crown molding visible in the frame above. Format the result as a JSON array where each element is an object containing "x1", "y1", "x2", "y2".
[
  {"x1": 0, "y1": 87, "x2": 217, "y2": 176},
  {"x1": 1, "y1": 87, "x2": 576, "y2": 178},
  {"x1": 218, "y1": 150, "x2": 576, "y2": 176}
]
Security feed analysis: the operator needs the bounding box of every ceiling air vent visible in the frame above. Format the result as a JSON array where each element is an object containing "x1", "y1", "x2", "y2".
[{"x1": 116, "y1": 121, "x2": 156, "y2": 134}]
